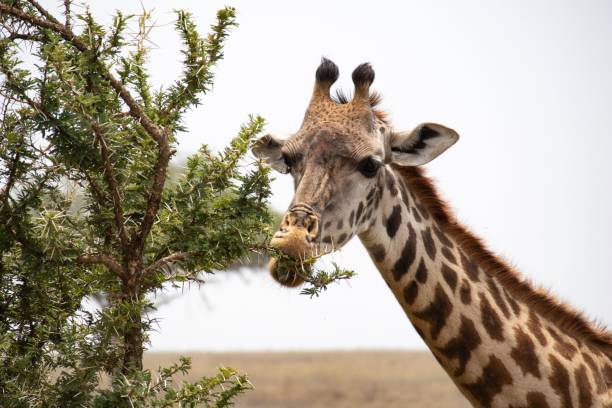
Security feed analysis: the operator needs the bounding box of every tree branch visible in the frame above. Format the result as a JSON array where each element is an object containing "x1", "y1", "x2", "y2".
[
  {"x1": 77, "y1": 253, "x2": 125, "y2": 278},
  {"x1": 4, "y1": 2, "x2": 176, "y2": 254},
  {"x1": 1, "y1": 2, "x2": 179, "y2": 262},
  {"x1": 1, "y1": 57, "x2": 134, "y2": 253},
  {"x1": 91, "y1": 121, "x2": 130, "y2": 251},
  {"x1": 6, "y1": 32, "x2": 44, "y2": 41},
  {"x1": 82, "y1": 171, "x2": 105, "y2": 205},
  {"x1": 134, "y1": 139, "x2": 173, "y2": 255},
  {"x1": 63, "y1": 0, "x2": 71, "y2": 30},
  {"x1": 27, "y1": 0, "x2": 62, "y2": 25},
  {"x1": 142, "y1": 251, "x2": 192, "y2": 276},
  {"x1": 0, "y1": 68, "x2": 132, "y2": 254},
  {"x1": 0, "y1": 2, "x2": 168, "y2": 145},
  {"x1": 0, "y1": 146, "x2": 22, "y2": 203},
  {"x1": 0, "y1": 3, "x2": 84, "y2": 47},
  {"x1": 159, "y1": 9, "x2": 235, "y2": 121}
]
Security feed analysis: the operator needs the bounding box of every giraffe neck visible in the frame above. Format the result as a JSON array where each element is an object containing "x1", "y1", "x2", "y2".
[{"x1": 358, "y1": 166, "x2": 612, "y2": 408}]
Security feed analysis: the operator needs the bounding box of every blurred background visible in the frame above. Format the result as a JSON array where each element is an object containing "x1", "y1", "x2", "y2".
[{"x1": 40, "y1": 1, "x2": 612, "y2": 406}]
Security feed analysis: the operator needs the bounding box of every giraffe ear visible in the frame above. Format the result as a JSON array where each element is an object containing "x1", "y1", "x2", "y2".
[
  {"x1": 252, "y1": 133, "x2": 290, "y2": 173},
  {"x1": 388, "y1": 123, "x2": 459, "y2": 166}
]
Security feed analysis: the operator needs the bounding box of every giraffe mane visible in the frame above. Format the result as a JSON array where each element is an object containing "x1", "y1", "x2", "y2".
[{"x1": 394, "y1": 165, "x2": 612, "y2": 358}]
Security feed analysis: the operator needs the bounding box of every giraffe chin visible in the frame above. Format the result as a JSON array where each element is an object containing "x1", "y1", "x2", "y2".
[{"x1": 268, "y1": 257, "x2": 309, "y2": 288}]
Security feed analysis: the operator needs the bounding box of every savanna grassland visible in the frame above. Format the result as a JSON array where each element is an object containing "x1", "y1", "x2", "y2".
[{"x1": 145, "y1": 351, "x2": 470, "y2": 407}]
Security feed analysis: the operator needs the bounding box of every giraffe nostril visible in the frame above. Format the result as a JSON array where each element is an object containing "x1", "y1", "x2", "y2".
[
  {"x1": 305, "y1": 214, "x2": 319, "y2": 237},
  {"x1": 281, "y1": 207, "x2": 320, "y2": 238}
]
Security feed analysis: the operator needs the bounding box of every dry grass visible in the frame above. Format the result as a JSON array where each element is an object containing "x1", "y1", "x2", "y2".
[{"x1": 145, "y1": 351, "x2": 469, "y2": 408}]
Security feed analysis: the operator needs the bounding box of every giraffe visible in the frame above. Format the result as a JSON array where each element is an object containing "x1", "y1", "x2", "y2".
[{"x1": 252, "y1": 58, "x2": 612, "y2": 407}]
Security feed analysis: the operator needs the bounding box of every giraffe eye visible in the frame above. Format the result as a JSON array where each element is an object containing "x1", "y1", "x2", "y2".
[{"x1": 358, "y1": 157, "x2": 381, "y2": 178}]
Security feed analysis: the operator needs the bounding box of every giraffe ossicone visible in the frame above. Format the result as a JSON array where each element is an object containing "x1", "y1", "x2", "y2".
[{"x1": 252, "y1": 58, "x2": 612, "y2": 407}]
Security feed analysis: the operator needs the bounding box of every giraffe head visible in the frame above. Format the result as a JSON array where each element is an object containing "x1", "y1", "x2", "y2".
[{"x1": 253, "y1": 58, "x2": 459, "y2": 287}]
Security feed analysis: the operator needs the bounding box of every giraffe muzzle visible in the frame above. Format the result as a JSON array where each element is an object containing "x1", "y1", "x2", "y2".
[{"x1": 268, "y1": 205, "x2": 320, "y2": 287}]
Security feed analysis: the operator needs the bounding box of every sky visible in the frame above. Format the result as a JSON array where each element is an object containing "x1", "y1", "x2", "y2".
[{"x1": 39, "y1": 0, "x2": 612, "y2": 351}]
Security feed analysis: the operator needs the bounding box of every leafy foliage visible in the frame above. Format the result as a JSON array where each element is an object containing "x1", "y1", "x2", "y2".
[
  {"x1": 0, "y1": 2, "x2": 354, "y2": 406},
  {"x1": 299, "y1": 262, "x2": 356, "y2": 298},
  {"x1": 270, "y1": 249, "x2": 356, "y2": 298},
  {"x1": 0, "y1": 2, "x2": 268, "y2": 406},
  {"x1": 96, "y1": 358, "x2": 252, "y2": 408}
]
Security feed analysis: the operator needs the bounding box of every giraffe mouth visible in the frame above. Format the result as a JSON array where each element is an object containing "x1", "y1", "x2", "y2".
[
  {"x1": 269, "y1": 205, "x2": 338, "y2": 287},
  {"x1": 268, "y1": 232, "x2": 338, "y2": 288},
  {"x1": 268, "y1": 226, "x2": 317, "y2": 287}
]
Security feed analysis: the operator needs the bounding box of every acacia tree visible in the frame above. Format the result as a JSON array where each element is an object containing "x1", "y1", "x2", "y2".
[
  {"x1": 0, "y1": 2, "x2": 355, "y2": 406},
  {"x1": 0, "y1": 1, "x2": 272, "y2": 405}
]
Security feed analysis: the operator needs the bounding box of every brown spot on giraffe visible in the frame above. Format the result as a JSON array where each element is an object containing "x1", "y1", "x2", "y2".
[
  {"x1": 412, "y1": 206, "x2": 422, "y2": 222},
  {"x1": 366, "y1": 187, "x2": 376, "y2": 202},
  {"x1": 374, "y1": 186, "x2": 382, "y2": 208},
  {"x1": 438, "y1": 315, "x2": 482, "y2": 377},
  {"x1": 459, "y1": 279, "x2": 471, "y2": 305},
  {"x1": 369, "y1": 244, "x2": 386, "y2": 263},
  {"x1": 415, "y1": 258, "x2": 428, "y2": 284},
  {"x1": 421, "y1": 227, "x2": 436, "y2": 261},
  {"x1": 528, "y1": 310, "x2": 548, "y2": 347},
  {"x1": 433, "y1": 225, "x2": 453, "y2": 248},
  {"x1": 414, "y1": 283, "x2": 453, "y2": 341},
  {"x1": 355, "y1": 201, "x2": 364, "y2": 224},
  {"x1": 392, "y1": 224, "x2": 416, "y2": 281},
  {"x1": 441, "y1": 263, "x2": 458, "y2": 292},
  {"x1": 548, "y1": 326, "x2": 578, "y2": 361},
  {"x1": 459, "y1": 251, "x2": 479, "y2": 282},
  {"x1": 403, "y1": 281, "x2": 419, "y2": 305},
  {"x1": 463, "y1": 354, "x2": 513, "y2": 407},
  {"x1": 525, "y1": 392, "x2": 551, "y2": 408},
  {"x1": 487, "y1": 278, "x2": 511, "y2": 319},
  {"x1": 581, "y1": 352, "x2": 606, "y2": 394},
  {"x1": 398, "y1": 178, "x2": 410, "y2": 208},
  {"x1": 441, "y1": 246, "x2": 457, "y2": 265},
  {"x1": 479, "y1": 292, "x2": 505, "y2": 341},
  {"x1": 385, "y1": 171, "x2": 398, "y2": 196},
  {"x1": 505, "y1": 288, "x2": 521, "y2": 317},
  {"x1": 574, "y1": 364, "x2": 593, "y2": 408},
  {"x1": 385, "y1": 204, "x2": 402, "y2": 238},
  {"x1": 548, "y1": 354, "x2": 573, "y2": 408},
  {"x1": 510, "y1": 326, "x2": 541, "y2": 379}
]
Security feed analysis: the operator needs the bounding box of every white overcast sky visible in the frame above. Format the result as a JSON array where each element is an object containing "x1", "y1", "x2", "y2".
[{"x1": 41, "y1": 0, "x2": 612, "y2": 350}]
